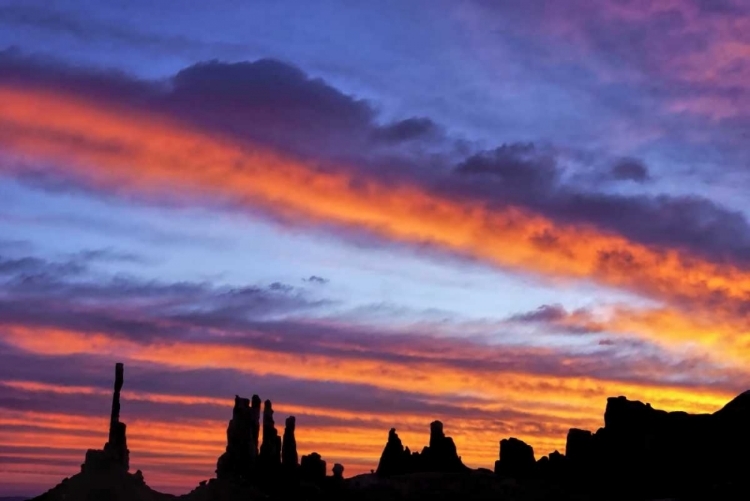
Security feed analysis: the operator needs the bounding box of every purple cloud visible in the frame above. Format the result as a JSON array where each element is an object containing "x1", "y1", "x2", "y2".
[{"x1": 3, "y1": 50, "x2": 750, "y2": 273}]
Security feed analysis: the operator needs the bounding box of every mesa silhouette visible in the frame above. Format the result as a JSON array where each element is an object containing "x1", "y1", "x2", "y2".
[{"x1": 30, "y1": 364, "x2": 750, "y2": 501}]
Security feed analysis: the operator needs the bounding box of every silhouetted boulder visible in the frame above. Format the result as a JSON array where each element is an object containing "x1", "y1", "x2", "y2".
[
  {"x1": 282, "y1": 415, "x2": 298, "y2": 471},
  {"x1": 300, "y1": 452, "x2": 326, "y2": 483},
  {"x1": 494, "y1": 437, "x2": 534, "y2": 478},
  {"x1": 332, "y1": 463, "x2": 344, "y2": 480}
]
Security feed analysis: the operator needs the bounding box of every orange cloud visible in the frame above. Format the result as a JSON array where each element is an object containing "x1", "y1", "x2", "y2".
[
  {"x1": 3, "y1": 85, "x2": 750, "y2": 492},
  {"x1": 1, "y1": 324, "x2": 734, "y2": 424},
  {"x1": 2, "y1": 85, "x2": 750, "y2": 314},
  {"x1": 537, "y1": 302, "x2": 750, "y2": 367}
]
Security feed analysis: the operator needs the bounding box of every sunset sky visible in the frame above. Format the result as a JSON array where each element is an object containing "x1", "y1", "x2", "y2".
[{"x1": 3, "y1": 0, "x2": 750, "y2": 496}]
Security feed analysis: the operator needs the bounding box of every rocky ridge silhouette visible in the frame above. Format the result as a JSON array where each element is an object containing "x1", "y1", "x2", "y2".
[{"x1": 29, "y1": 364, "x2": 750, "y2": 500}]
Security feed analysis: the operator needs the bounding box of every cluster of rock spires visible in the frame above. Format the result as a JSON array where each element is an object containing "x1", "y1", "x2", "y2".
[
  {"x1": 31, "y1": 362, "x2": 750, "y2": 500},
  {"x1": 375, "y1": 420, "x2": 467, "y2": 476},
  {"x1": 36, "y1": 363, "x2": 345, "y2": 501},
  {"x1": 213, "y1": 393, "x2": 342, "y2": 487}
]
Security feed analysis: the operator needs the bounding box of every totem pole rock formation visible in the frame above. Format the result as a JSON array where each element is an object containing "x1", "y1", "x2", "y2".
[
  {"x1": 495, "y1": 437, "x2": 535, "y2": 478},
  {"x1": 32, "y1": 361, "x2": 750, "y2": 501},
  {"x1": 282, "y1": 415, "x2": 298, "y2": 470},
  {"x1": 82, "y1": 362, "x2": 130, "y2": 472},
  {"x1": 216, "y1": 395, "x2": 255, "y2": 481},
  {"x1": 258, "y1": 399, "x2": 281, "y2": 471},
  {"x1": 106, "y1": 362, "x2": 130, "y2": 469}
]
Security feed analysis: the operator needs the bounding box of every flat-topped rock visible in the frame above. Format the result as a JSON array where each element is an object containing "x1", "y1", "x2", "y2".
[{"x1": 495, "y1": 437, "x2": 534, "y2": 478}]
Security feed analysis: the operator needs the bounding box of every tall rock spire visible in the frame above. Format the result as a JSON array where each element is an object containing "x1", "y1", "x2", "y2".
[
  {"x1": 103, "y1": 363, "x2": 129, "y2": 470},
  {"x1": 250, "y1": 394, "x2": 261, "y2": 459},
  {"x1": 109, "y1": 363, "x2": 124, "y2": 441},
  {"x1": 259, "y1": 399, "x2": 281, "y2": 471},
  {"x1": 421, "y1": 420, "x2": 464, "y2": 472},
  {"x1": 282, "y1": 415, "x2": 298, "y2": 469},
  {"x1": 376, "y1": 428, "x2": 411, "y2": 476},
  {"x1": 216, "y1": 395, "x2": 255, "y2": 480},
  {"x1": 82, "y1": 362, "x2": 129, "y2": 472}
]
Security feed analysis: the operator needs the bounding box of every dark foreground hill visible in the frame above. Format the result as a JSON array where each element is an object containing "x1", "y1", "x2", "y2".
[{"x1": 29, "y1": 364, "x2": 750, "y2": 501}]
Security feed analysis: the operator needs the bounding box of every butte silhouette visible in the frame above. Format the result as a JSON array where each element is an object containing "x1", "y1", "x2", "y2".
[{"x1": 29, "y1": 363, "x2": 750, "y2": 501}]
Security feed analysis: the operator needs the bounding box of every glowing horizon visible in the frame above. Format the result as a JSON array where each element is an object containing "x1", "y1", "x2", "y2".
[{"x1": 3, "y1": 1, "x2": 750, "y2": 496}]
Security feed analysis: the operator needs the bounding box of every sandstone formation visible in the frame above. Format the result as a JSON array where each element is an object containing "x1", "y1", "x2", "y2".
[
  {"x1": 554, "y1": 392, "x2": 750, "y2": 498},
  {"x1": 536, "y1": 449, "x2": 565, "y2": 480},
  {"x1": 376, "y1": 421, "x2": 466, "y2": 476},
  {"x1": 300, "y1": 452, "x2": 326, "y2": 483},
  {"x1": 250, "y1": 394, "x2": 261, "y2": 458},
  {"x1": 33, "y1": 363, "x2": 750, "y2": 501},
  {"x1": 332, "y1": 463, "x2": 344, "y2": 480},
  {"x1": 375, "y1": 428, "x2": 410, "y2": 476},
  {"x1": 258, "y1": 399, "x2": 282, "y2": 472},
  {"x1": 81, "y1": 363, "x2": 130, "y2": 473},
  {"x1": 420, "y1": 420, "x2": 465, "y2": 472},
  {"x1": 215, "y1": 395, "x2": 255, "y2": 481},
  {"x1": 35, "y1": 364, "x2": 169, "y2": 501},
  {"x1": 564, "y1": 428, "x2": 592, "y2": 466},
  {"x1": 281, "y1": 415, "x2": 298, "y2": 470},
  {"x1": 494, "y1": 437, "x2": 535, "y2": 478}
]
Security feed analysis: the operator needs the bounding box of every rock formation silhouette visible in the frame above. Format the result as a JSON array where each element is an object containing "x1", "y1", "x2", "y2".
[
  {"x1": 81, "y1": 363, "x2": 130, "y2": 473},
  {"x1": 282, "y1": 415, "x2": 298, "y2": 471},
  {"x1": 375, "y1": 428, "x2": 410, "y2": 476},
  {"x1": 494, "y1": 437, "x2": 535, "y2": 478},
  {"x1": 420, "y1": 420, "x2": 466, "y2": 472},
  {"x1": 300, "y1": 452, "x2": 327, "y2": 483},
  {"x1": 332, "y1": 463, "x2": 344, "y2": 480},
  {"x1": 548, "y1": 392, "x2": 750, "y2": 499},
  {"x1": 564, "y1": 428, "x2": 592, "y2": 463},
  {"x1": 250, "y1": 394, "x2": 261, "y2": 458},
  {"x1": 258, "y1": 399, "x2": 282, "y2": 473},
  {"x1": 215, "y1": 395, "x2": 255, "y2": 481},
  {"x1": 376, "y1": 421, "x2": 466, "y2": 476},
  {"x1": 35, "y1": 364, "x2": 167, "y2": 501},
  {"x1": 30, "y1": 363, "x2": 750, "y2": 501}
]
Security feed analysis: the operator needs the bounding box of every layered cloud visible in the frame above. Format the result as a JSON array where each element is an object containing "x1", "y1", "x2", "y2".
[
  {"x1": 3, "y1": 40, "x2": 750, "y2": 495},
  {"x1": 1, "y1": 250, "x2": 747, "y2": 493},
  {"x1": 3, "y1": 50, "x2": 750, "y2": 268},
  {"x1": 4, "y1": 66, "x2": 750, "y2": 320}
]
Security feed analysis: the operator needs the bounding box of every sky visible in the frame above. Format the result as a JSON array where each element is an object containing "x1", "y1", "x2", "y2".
[{"x1": 2, "y1": 0, "x2": 750, "y2": 495}]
